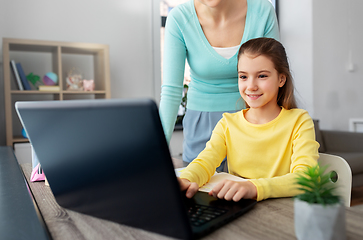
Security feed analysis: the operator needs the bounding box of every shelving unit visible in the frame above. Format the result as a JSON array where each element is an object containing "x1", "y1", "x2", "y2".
[{"x1": 3, "y1": 38, "x2": 111, "y2": 146}]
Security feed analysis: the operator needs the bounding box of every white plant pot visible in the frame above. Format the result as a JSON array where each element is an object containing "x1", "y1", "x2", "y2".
[{"x1": 294, "y1": 198, "x2": 346, "y2": 240}]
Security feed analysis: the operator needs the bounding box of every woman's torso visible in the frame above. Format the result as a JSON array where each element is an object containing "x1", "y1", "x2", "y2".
[{"x1": 169, "y1": 0, "x2": 280, "y2": 112}]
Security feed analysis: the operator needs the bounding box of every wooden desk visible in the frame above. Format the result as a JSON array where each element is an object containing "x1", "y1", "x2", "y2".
[
  {"x1": 21, "y1": 162, "x2": 363, "y2": 240},
  {"x1": 0, "y1": 147, "x2": 49, "y2": 240}
]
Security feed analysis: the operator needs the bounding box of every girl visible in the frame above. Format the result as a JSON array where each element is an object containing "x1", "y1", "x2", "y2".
[
  {"x1": 179, "y1": 38, "x2": 319, "y2": 202},
  {"x1": 159, "y1": 0, "x2": 280, "y2": 170}
]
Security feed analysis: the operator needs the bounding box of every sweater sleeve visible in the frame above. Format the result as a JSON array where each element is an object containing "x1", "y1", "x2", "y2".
[
  {"x1": 263, "y1": 0, "x2": 280, "y2": 40},
  {"x1": 180, "y1": 118, "x2": 227, "y2": 187},
  {"x1": 249, "y1": 116, "x2": 319, "y2": 201},
  {"x1": 159, "y1": 11, "x2": 186, "y2": 144}
]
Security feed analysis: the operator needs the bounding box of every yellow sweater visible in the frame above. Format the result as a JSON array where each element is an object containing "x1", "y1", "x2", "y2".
[{"x1": 180, "y1": 108, "x2": 319, "y2": 201}]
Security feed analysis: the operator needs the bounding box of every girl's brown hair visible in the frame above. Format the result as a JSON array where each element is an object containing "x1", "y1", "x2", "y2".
[{"x1": 238, "y1": 37, "x2": 297, "y2": 109}]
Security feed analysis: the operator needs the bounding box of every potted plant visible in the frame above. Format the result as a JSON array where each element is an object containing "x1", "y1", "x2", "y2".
[{"x1": 294, "y1": 164, "x2": 346, "y2": 240}]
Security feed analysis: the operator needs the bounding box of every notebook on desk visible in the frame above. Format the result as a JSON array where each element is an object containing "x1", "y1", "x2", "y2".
[{"x1": 15, "y1": 98, "x2": 256, "y2": 240}]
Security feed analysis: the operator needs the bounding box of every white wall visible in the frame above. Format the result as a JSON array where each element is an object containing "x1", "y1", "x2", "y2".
[
  {"x1": 279, "y1": 0, "x2": 314, "y2": 116},
  {"x1": 279, "y1": 0, "x2": 363, "y2": 131},
  {"x1": 0, "y1": 0, "x2": 161, "y2": 145},
  {"x1": 312, "y1": 0, "x2": 363, "y2": 131}
]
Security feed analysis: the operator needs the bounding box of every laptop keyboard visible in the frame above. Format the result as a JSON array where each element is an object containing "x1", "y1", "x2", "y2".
[{"x1": 187, "y1": 204, "x2": 227, "y2": 227}]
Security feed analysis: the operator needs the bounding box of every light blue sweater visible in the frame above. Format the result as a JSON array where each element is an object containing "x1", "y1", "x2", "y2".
[{"x1": 160, "y1": 0, "x2": 280, "y2": 143}]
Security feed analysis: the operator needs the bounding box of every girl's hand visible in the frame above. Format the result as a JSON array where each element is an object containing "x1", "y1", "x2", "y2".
[
  {"x1": 209, "y1": 180, "x2": 257, "y2": 202},
  {"x1": 178, "y1": 177, "x2": 199, "y2": 198}
]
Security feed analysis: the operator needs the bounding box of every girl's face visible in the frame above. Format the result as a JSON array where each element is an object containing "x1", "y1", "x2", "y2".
[{"x1": 238, "y1": 54, "x2": 286, "y2": 111}]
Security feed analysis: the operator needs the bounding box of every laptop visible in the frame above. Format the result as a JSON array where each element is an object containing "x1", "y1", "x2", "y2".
[{"x1": 15, "y1": 98, "x2": 256, "y2": 239}]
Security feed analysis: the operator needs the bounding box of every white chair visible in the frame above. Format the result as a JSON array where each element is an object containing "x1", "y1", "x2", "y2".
[{"x1": 318, "y1": 153, "x2": 352, "y2": 207}]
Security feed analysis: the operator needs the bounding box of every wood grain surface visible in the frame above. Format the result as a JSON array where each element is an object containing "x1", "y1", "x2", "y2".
[{"x1": 21, "y1": 163, "x2": 363, "y2": 240}]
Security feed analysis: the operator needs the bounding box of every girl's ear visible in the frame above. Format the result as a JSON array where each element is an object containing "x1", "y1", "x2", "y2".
[{"x1": 279, "y1": 74, "x2": 286, "y2": 87}]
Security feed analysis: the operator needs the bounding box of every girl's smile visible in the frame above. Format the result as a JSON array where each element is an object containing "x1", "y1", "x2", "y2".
[{"x1": 246, "y1": 94, "x2": 262, "y2": 100}]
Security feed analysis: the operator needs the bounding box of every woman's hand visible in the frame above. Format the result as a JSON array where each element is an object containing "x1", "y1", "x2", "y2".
[
  {"x1": 209, "y1": 180, "x2": 257, "y2": 202},
  {"x1": 178, "y1": 177, "x2": 199, "y2": 198}
]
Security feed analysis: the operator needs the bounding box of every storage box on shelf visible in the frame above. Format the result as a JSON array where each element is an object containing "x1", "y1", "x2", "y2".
[{"x1": 3, "y1": 38, "x2": 111, "y2": 146}]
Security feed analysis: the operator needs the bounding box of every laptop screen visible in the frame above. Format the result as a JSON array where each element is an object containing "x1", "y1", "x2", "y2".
[{"x1": 16, "y1": 98, "x2": 193, "y2": 239}]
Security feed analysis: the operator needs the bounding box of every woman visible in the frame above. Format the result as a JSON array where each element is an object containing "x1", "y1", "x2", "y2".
[{"x1": 159, "y1": 0, "x2": 279, "y2": 168}]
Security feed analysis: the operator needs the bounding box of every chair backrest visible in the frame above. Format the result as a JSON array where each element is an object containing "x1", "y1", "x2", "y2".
[{"x1": 318, "y1": 153, "x2": 352, "y2": 207}]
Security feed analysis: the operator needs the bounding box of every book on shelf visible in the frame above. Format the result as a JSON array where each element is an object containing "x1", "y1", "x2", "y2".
[
  {"x1": 15, "y1": 63, "x2": 32, "y2": 90},
  {"x1": 38, "y1": 85, "x2": 60, "y2": 91},
  {"x1": 10, "y1": 60, "x2": 24, "y2": 90}
]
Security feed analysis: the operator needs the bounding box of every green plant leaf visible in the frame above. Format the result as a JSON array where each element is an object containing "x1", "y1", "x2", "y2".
[
  {"x1": 294, "y1": 163, "x2": 340, "y2": 205},
  {"x1": 26, "y1": 72, "x2": 41, "y2": 86}
]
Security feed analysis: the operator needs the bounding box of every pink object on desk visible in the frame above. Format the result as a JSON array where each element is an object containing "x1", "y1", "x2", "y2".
[{"x1": 30, "y1": 163, "x2": 45, "y2": 182}]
